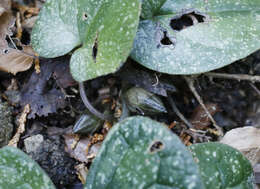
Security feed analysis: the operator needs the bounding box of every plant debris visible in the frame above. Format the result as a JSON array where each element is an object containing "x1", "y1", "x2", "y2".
[
  {"x1": 0, "y1": 46, "x2": 35, "y2": 75},
  {"x1": 0, "y1": 97, "x2": 13, "y2": 147},
  {"x1": 20, "y1": 59, "x2": 66, "y2": 118},
  {"x1": 8, "y1": 104, "x2": 30, "y2": 147},
  {"x1": 63, "y1": 134, "x2": 101, "y2": 164}
]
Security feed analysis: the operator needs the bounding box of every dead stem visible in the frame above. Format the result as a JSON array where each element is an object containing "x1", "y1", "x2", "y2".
[
  {"x1": 249, "y1": 83, "x2": 260, "y2": 97},
  {"x1": 204, "y1": 72, "x2": 260, "y2": 83},
  {"x1": 186, "y1": 129, "x2": 212, "y2": 142},
  {"x1": 167, "y1": 95, "x2": 193, "y2": 128},
  {"x1": 183, "y1": 76, "x2": 223, "y2": 136}
]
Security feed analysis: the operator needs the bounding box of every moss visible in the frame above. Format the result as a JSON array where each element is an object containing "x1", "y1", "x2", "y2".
[{"x1": 0, "y1": 98, "x2": 13, "y2": 147}]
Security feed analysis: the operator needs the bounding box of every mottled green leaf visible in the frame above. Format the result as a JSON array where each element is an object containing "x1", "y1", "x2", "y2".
[
  {"x1": 0, "y1": 146, "x2": 55, "y2": 189},
  {"x1": 141, "y1": 0, "x2": 167, "y2": 19},
  {"x1": 70, "y1": 0, "x2": 141, "y2": 81},
  {"x1": 189, "y1": 142, "x2": 254, "y2": 189},
  {"x1": 131, "y1": 0, "x2": 260, "y2": 74},
  {"x1": 31, "y1": 0, "x2": 141, "y2": 82},
  {"x1": 31, "y1": 0, "x2": 80, "y2": 58},
  {"x1": 85, "y1": 116, "x2": 204, "y2": 189}
]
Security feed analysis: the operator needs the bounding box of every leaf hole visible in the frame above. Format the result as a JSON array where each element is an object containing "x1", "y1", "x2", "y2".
[
  {"x1": 170, "y1": 11, "x2": 207, "y2": 31},
  {"x1": 148, "y1": 140, "x2": 164, "y2": 154},
  {"x1": 92, "y1": 37, "x2": 98, "y2": 62},
  {"x1": 82, "y1": 12, "x2": 88, "y2": 21},
  {"x1": 3, "y1": 49, "x2": 9, "y2": 54},
  {"x1": 160, "y1": 31, "x2": 174, "y2": 46}
]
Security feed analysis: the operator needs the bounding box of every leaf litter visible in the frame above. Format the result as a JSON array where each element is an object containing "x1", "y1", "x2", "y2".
[
  {"x1": 0, "y1": 0, "x2": 260, "y2": 188},
  {"x1": 20, "y1": 58, "x2": 66, "y2": 118},
  {"x1": 0, "y1": 0, "x2": 35, "y2": 75}
]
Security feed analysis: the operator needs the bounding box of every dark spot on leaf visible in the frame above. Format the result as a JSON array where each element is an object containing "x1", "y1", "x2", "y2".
[
  {"x1": 92, "y1": 36, "x2": 98, "y2": 62},
  {"x1": 149, "y1": 140, "x2": 164, "y2": 153},
  {"x1": 82, "y1": 12, "x2": 88, "y2": 21},
  {"x1": 170, "y1": 11, "x2": 207, "y2": 31},
  {"x1": 160, "y1": 31, "x2": 174, "y2": 46}
]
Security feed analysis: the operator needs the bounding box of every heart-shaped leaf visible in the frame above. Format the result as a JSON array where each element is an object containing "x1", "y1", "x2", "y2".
[
  {"x1": 189, "y1": 142, "x2": 254, "y2": 189},
  {"x1": 85, "y1": 116, "x2": 205, "y2": 189},
  {"x1": 0, "y1": 146, "x2": 55, "y2": 189},
  {"x1": 131, "y1": 0, "x2": 260, "y2": 74},
  {"x1": 70, "y1": 0, "x2": 141, "y2": 81},
  {"x1": 32, "y1": 0, "x2": 141, "y2": 82},
  {"x1": 31, "y1": 0, "x2": 80, "y2": 58}
]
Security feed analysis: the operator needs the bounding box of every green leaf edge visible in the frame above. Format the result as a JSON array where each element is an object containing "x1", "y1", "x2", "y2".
[
  {"x1": 0, "y1": 146, "x2": 56, "y2": 189},
  {"x1": 189, "y1": 142, "x2": 254, "y2": 189}
]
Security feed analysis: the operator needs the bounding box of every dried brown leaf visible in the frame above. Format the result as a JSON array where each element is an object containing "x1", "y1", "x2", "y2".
[
  {"x1": 75, "y1": 164, "x2": 88, "y2": 184},
  {"x1": 63, "y1": 134, "x2": 101, "y2": 163},
  {"x1": 190, "y1": 103, "x2": 220, "y2": 129},
  {"x1": 0, "y1": 1, "x2": 34, "y2": 75},
  {"x1": 0, "y1": 0, "x2": 11, "y2": 16},
  {"x1": 22, "y1": 16, "x2": 38, "y2": 29},
  {"x1": 0, "y1": 46, "x2": 35, "y2": 75},
  {"x1": 53, "y1": 59, "x2": 77, "y2": 88},
  {"x1": 20, "y1": 60, "x2": 66, "y2": 118},
  {"x1": 0, "y1": 11, "x2": 15, "y2": 48}
]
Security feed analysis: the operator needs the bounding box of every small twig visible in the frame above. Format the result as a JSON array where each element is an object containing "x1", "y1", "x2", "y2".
[
  {"x1": 186, "y1": 129, "x2": 212, "y2": 142},
  {"x1": 8, "y1": 104, "x2": 30, "y2": 147},
  {"x1": 167, "y1": 95, "x2": 193, "y2": 128},
  {"x1": 16, "y1": 12, "x2": 22, "y2": 39},
  {"x1": 34, "y1": 53, "x2": 41, "y2": 74},
  {"x1": 79, "y1": 82, "x2": 113, "y2": 121},
  {"x1": 183, "y1": 76, "x2": 223, "y2": 136},
  {"x1": 249, "y1": 83, "x2": 260, "y2": 97},
  {"x1": 204, "y1": 72, "x2": 260, "y2": 83},
  {"x1": 7, "y1": 35, "x2": 17, "y2": 50}
]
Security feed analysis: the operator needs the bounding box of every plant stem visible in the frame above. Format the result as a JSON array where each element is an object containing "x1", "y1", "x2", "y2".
[
  {"x1": 79, "y1": 82, "x2": 113, "y2": 121},
  {"x1": 167, "y1": 95, "x2": 193, "y2": 128}
]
